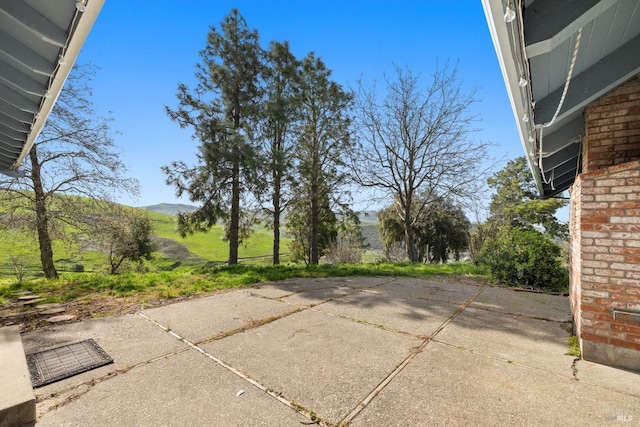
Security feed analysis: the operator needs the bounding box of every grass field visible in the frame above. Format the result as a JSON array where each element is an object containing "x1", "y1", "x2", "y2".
[
  {"x1": 0, "y1": 262, "x2": 488, "y2": 307},
  {"x1": 0, "y1": 261, "x2": 489, "y2": 332},
  {"x1": 0, "y1": 208, "x2": 293, "y2": 279}
]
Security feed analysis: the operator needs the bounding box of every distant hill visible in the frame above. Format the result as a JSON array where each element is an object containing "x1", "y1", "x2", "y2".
[{"x1": 142, "y1": 203, "x2": 197, "y2": 216}]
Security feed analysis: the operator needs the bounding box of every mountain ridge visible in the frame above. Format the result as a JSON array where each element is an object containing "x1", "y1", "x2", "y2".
[{"x1": 142, "y1": 203, "x2": 197, "y2": 216}]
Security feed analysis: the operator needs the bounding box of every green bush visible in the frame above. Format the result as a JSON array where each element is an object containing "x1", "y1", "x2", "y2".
[{"x1": 478, "y1": 227, "x2": 568, "y2": 292}]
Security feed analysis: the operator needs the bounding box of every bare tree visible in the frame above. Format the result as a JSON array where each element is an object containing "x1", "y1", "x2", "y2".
[
  {"x1": 0, "y1": 63, "x2": 139, "y2": 278},
  {"x1": 352, "y1": 64, "x2": 493, "y2": 262}
]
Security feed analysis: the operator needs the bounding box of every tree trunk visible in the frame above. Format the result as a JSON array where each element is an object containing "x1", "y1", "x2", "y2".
[
  {"x1": 272, "y1": 172, "x2": 281, "y2": 265},
  {"x1": 310, "y1": 182, "x2": 319, "y2": 264},
  {"x1": 229, "y1": 156, "x2": 240, "y2": 265},
  {"x1": 310, "y1": 140, "x2": 320, "y2": 265},
  {"x1": 404, "y1": 208, "x2": 418, "y2": 262},
  {"x1": 29, "y1": 148, "x2": 59, "y2": 279}
]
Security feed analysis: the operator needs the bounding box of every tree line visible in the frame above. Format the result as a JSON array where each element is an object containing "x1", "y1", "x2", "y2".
[
  {"x1": 162, "y1": 9, "x2": 494, "y2": 266},
  {"x1": 1, "y1": 8, "x2": 568, "y2": 288}
]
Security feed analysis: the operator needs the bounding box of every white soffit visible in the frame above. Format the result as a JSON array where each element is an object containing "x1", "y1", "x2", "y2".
[
  {"x1": 482, "y1": 0, "x2": 640, "y2": 197},
  {"x1": 0, "y1": 0, "x2": 105, "y2": 176}
]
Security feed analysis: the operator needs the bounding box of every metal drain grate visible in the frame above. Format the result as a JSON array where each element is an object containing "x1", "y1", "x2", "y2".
[{"x1": 26, "y1": 339, "x2": 113, "y2": 387}]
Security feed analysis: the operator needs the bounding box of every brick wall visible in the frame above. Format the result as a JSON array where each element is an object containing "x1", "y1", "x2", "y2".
[
  {"x1": 569, "y1": 75, "x2": 640, "y2": 371},
  {"x1": 583, "y1": 76, "x2": 640, "y2": 173}
]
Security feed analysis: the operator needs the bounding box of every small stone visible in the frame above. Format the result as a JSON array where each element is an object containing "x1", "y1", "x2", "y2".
[
  {"x1": 39, "y1": 308, "x2": 66, "y2": 315},
  {"x1": 21, "y1": 298, "x2": 44, "y2": 306},
  {"x1": 13, "y1": 291, "x2": 33, "y2": 296},
  {"x1": 17, "y1": 295, "x2": 40, "y2": 301},
  {"x1": 37, "y1": 303, "x2": 62, "y2": 309},
  {"x1": 46, "y1": 315, "x2": 76, "y2": 323}
]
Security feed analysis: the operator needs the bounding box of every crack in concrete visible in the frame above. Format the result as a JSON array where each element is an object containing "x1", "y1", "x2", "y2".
[
  {"x1": 337, "y1": 284, "x2": 488, "y2": 426},
  {"x1": 139, "y1": 310, "x2": 331, "y2": 426}
]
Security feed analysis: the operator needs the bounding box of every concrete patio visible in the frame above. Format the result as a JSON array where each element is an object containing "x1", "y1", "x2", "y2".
[{"x1": 16, "y1": 277, "x2": 640, "y2": 426}]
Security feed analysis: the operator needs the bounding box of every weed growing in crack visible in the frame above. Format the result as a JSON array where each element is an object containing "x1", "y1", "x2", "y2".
[{"x1": 566, "y1": 335, "x2": 581, "y2": 358}]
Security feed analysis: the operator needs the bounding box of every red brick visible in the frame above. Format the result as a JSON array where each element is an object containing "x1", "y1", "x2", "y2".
[
  {"x1": 594, "y1": 239, "x2": 625, "y2": 247},
  {"x1": 611, "y1": 216, "x2": 640, "y2": 223},
  {"x1": 595, "y1": 254, "x2": 625, "y2": 262},
  {"x1": 602, "y1": 109, "x2": 630, "y2": 118},
  {"x1": 592, "y1": 282, "x2": 620, "y2": 291},
  {"x1": 582, "y1": 332, "x2": 610, "y2": 344},
  {"x1": 610, "y1": 247, "x2": 640, "y2": 255},
  {"x1": 610, "y1": 278, "x2": 640, "y2": 287},
  {"x1": 595, "y1": 178, "x2": 627, "y2": 187},
  {"x1": 626, "y1": 255, "x2": 640, "y2": 264},
  {"x1": 589, "y1": 118, "x2": 615, "y2": 127},
  {"x1": 611, "y1": 263, "x2": 640, "y2": 271},
  {"x1": 582, "y1": 319, "x2": 610, "y2": 329},
  {"x1": 625, "y1": 334, "x2": 640, "y2": 345},
  {"x1": 611, "y1": 323, "x2": 640, "y2": 336},
  {"x1": 627, "y1": 301, "x2": 640, "y2": 310},
  {"x1": 594, "y1": 209, "x2": 625, "y2": 216},
  {"x1": 597, "y1": 329, "x2": 626, "y2": 339},
  {"x1": 582, "y1": 245, "x2": 609, "y2": 253},
  {"x1": 610, "y1": 293, "x2": 639, "y2": 302},
  {"x1": 584, "y1": 260, "x2": 611, "y2": 269},
  {"x1": 581, "y1": 304, "x2": 610, "y2": 314},
  {"x1": 624, "y1": 286, "x2": 640, "y2": 295},
  {"x1": 589, "y1": 144, "x2": 615, "y2": 153},
  {"x1": 609, "y1": 201, "x2": 640, "y2": 208},
  {"x1": 598, "y1": 94, "x2": 630, "y2": 105},
  {"x1": 615, "y1": 185, "x2": 640, "y2": 194},
  {"x1": 582, "y1": 216, "x2": 609, "y2": 223},
  {"x1": 594, "y1": 268, "x2": 625, "y2": 277},
  {"x1": 594, "y1": 194, "x2": 626, "y2": 202},
  {"x1": 610, "y1": 232, "x2": 640, "y2": 240},
  {"x1": 593, "y1": 223, "x2": 628, "y2": 231},
  {"x1": 591, "y1": 312, "x2": 615, "y2": 322}
]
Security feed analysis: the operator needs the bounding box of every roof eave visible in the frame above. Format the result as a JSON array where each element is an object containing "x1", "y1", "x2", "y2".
[
  {"x1": 481, "y1": 0, "x2": 544, "y2": 194},
  {"x1": 9, "y1": 0, "x2": 105, "y2": 174}
]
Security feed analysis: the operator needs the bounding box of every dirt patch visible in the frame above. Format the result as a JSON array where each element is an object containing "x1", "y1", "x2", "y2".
[
  {"x1": 152, "y1": 236, "x2": 206, "y2": 262},
  {"x1": 1, "y1": 292, "x2": 220, "y2": 333}
]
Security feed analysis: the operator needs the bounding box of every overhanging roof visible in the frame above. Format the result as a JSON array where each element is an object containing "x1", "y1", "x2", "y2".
[
  {"x1": 482, "y1": 0, "x2": 640, "y2": 197},
  {"x1": 0, "y1": 0, "x2": 104, "y2": 176}
]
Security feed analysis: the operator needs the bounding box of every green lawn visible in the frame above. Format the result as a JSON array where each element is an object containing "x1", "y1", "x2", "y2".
[{"x1": 0, "y1": 262, "x2": 488, "y2": 306}]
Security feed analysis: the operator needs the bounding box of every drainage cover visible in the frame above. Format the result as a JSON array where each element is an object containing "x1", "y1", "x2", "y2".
[{"x1": 26, "y1": 339, "x2": 113, "y2": 387}]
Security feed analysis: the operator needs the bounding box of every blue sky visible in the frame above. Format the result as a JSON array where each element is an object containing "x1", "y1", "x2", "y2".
[{"x1": 77, "y1": 0, "x2": 524, "y2": 214}]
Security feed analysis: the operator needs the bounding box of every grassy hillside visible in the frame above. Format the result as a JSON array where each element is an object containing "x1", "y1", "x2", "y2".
[
  {"x1": 148, "y1": 210, "x2": 289, "y2": 262},
  {"x1": 0, "y1": 205, "x2": 292, "y2": 279}
]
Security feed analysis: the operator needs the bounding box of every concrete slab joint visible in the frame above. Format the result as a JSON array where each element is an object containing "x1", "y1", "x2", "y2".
[{"x1": 11, "y1": 278, "x2": 640, "y2": 426}]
